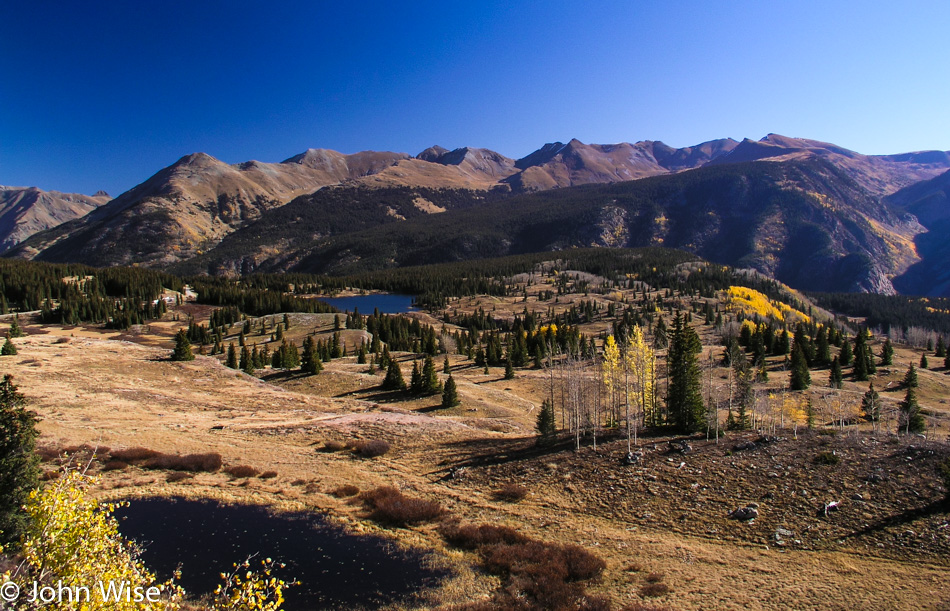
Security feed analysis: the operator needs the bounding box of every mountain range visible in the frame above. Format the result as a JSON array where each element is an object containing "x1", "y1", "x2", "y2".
[{"x1": 5, "y1": 134, "x2": 950, "y2": 296}]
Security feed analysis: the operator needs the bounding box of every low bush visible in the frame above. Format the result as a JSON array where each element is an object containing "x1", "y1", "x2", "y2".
[
  {"x1": 101, "y1": 460, "x2": 129, "y2": 472},
  {"x1": 224, "y1": 465, "x2": 260, "y2": 478},
  {"x1": 320, "y1": 440, "x2": 347, "y2": 453},
  {"x1": 640, "y1": 582, "x2": 671, "y2": 597},
  {"x1": 356, "y1": 486, "x2": 445, "y2": 526},
  {"x1": 438, "y1": 522, "x2": 528, "y2": 549},
  {"x1": 142, "y1": 452, "x2": 223, "y2": 473},
  {"x1": 645, "y1": 572, "x2": 665, "y2": 583},
  {"x1": 331, "y1": 484, "x2": 360, "y2": 498},
  {"x1": 166, "y1": 472, "x2": 193, "y2": 483},
  {"x1": 814, "y1": 451, "x2": 840, "y2": 465},
  {"x1": 492, "y1": 483, "x2": 528, "y2": 502},
  {"x1": 258, "y1": 471, "x2": 278, "y2": 479},
  {"x1": 351, "y1": 439, "x2": 391, "y2": 458},
  {"x1": 110, "y1": 447, "x2": 162, "y2": 462}
]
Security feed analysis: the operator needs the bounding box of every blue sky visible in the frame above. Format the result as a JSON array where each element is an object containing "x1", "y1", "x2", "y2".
[{"x1": 1, "y1": 0, "x2": 948, "y2": 195}]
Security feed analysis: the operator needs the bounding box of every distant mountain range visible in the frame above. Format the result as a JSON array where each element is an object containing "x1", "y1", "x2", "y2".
[
  {"x1": 0, "y1": 186, "x2": 109, "y2": 252},
  {"x1": 5, "y1": 134, "x2": 950, "y2": 296}
]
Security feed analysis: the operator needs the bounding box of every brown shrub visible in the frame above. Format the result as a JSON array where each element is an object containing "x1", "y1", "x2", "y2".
[
  {"x1": 619, "y1": 604, "x2": 675, "y2": 611},
  {"x1": 351, "y1": 439, "x2": 391, "y2": 458},
  {"x1": 291, "y1": 479, "x2": 308, "y2": 486},
  {"x1": 101, "y1": 460, "x2": 129, "y2": 472},
  {"x1": 142, "y1": 452, "x2": 222, "y2": 473},
  {"x1": 640, "y1": 582, "x2": 671, "y2": 597},
  {"x1": 110, "y1": 447, "x2": 161, "y2": 462},
  {"x1": 320, "y1": 440, "x2": 347, "y2": 453},
  {"x1": 53, "y1": 337, "x2": 70, "y2": 344},
  {"x1": 645, "y1": 572, "x2": 665, "y2": 583},
  {"x1": 166, "y1": 472, "x2": 193, "y2": 483},
  {"x1": 258, "y1": 471, "x2": 278, "y2": 479},
  {"x1": 492, "y1": 483, "x2": 528, "y2": 502},
  {"x1": 331, "y1": 484, "x2": 360, "y2": 498},
  {"x1": 224, "y1": 465, "x2": 260, "y2": 478},
  {"x1": 36, "y1": 446, "x2": 62, "y2": 462},
  {"x1": 357, "y1": 486, "x2": 445, "y2": 526},
  {"x1": 438, "y1": 522, "x2": 529, "y2": 550}
]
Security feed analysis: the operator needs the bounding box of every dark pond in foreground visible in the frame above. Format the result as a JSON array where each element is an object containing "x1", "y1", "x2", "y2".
[
  {"x1": 317, "y1": 294, "x2": 417, "y2": 314},
  {"x1": 115, "y1": 498, "x2": 447, "y2": 610}
]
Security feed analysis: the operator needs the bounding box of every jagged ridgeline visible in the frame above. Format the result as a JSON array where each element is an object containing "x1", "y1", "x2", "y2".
[{"x1": 174, "y1": 157, "x2": 914, "y2": 296}]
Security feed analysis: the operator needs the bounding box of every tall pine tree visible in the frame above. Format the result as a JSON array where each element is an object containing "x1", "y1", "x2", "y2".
[{"x1": 667, "y1": 314, "x2": 704, "y2": 433}]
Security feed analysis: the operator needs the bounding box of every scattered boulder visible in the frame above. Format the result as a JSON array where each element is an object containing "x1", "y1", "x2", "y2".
[
  {"x1": 733, "y1": 441, "x2": 757, "y2": 452},
  {"x1": 668, "y1": 440, "x2": 692, "y2": 454},
  {"x1": 728, "y1": 505, "x2": 759, "y2": 521},
  {"x1": 621, "y1": 451, "x2": 644, "y2": 466},
  {"x1": 818, "y1": 501, "x2": 840, "y2": 517}
]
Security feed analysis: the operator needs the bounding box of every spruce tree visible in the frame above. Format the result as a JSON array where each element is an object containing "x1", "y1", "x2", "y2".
[
  {"x1": 945, "y1": 352, "x2": 950, "y2": 370},
  {"x1": 1, "y1": 337, "x2": 16, "y2": 356},
  {"x1": 357, "y1": 343, "x2": 367, "y2": 364},
  {"x1": 8, "y1": 315, "x2": 23, "y2": 338},
  {"x1": 829, "y1": 356, "x2": 843, "y2": 389},
  {"x1": 504, "y1": 358, "x2": 515, "y2": 380},
  {"x1": 789, "y1": 342, "x2": 811, "y2": 390},
  {"x1": 861, "y1": 382, "x2": 880, "y2": 422},
  {"x1": 422, "y1": 355, "x2": 442, "y2": 395},
  {"x1": 899, "y1": 365, "x2": 925, "y2": 434},
  {"x1": 241, "y1": 346, "x2": 254, "y2": 374},
  {"x1": 409, "y1": 361, "x2": 423, "y2": 394},
  {"x1": 936, "y1": 336, "x2": 947, "y2": 358},
  {"x1": 839, "y1": 339, "x2": 852, "y2": 366},
  {"x1": 0, "y1": 375, "x2": 39, "y2": 547},
  {"x1": 171, "y1": 329, "x2": 194, "y2": 361},
  {"x1": 226, "y1": 343, "x2": 238, "y2": 368},
  {"x1": 535, "y1": 399, "x2": 556, "y2": 446},
  {"x1": 382, "y1": 360, "x2": 406, "y2": 391},
  {"x1": 667, "y1": 314, "x2": 704, "y2": 433},
  {"x1": 443, "y1": 356, "x2": 451, "y2": 374},
  {"x1": 301, "y1": 336, "x2": 322, "y2": 375},
  {"x1": 920, "y1": 354, "x2": 929, "y2": 369},
  {"x1": 441, "y1": 376, "x2": 460, "y2": 408},
  {"x1": 880, "y1": 339, "x2": 894, "y2": 366}
]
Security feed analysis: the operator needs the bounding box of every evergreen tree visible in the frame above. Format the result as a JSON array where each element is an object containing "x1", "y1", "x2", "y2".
[
  {"x1": 241, "y1": 346, "x2": 254, "y2": 374},
  {"x1": 903, "y1": 362, "x2": 919, "y2": 388},
  {"x1": 945, "y1": 351, "x2": 950, "y2": 370},
  {"x1": 0, "y1": 375, "x2": 39, "y2": 547},
  {"x1": 829, "y1": 356, "x2": 843, "y2": 389},
  {"x1": 171, "y1": 329, "x2": 194, "y2": 361},
  {"x1": 936, "y1": 336, "x2": 947, "y2": 358},
  {"x1": 422, "y1": 355, "x2": 442, "y2": 395},
  {"x1": 789, "y1": 342, "x2": 811, "y2": 390},
  {"x1": 8, "y1": 315, "x2": 24, "y2": 338},
  {"x1": 899, "y1": 365, "x2": 925, "y2": 434},
  {"x1": 443, "y1": 355, "x2": 451, "y2": 374},
  {"x1": 1, "y1": 337, "x2": 16, "y2": 356},
  {"x1": 382, "y1": 359, "x2": 406, "y2": 391},
  {"x1": 226, "y1": 343, "x2": 238, "y2": 369},
  {"x1": 409, "y1": 361, "x2": 423, "y2": 394},
  {"x1": 920, "y1": 353, "x2": 929, "y2": 369},
  {"x1": 301, "y1": 336, "x2": 322, "y2": 375},
  {"x1": 861, "y1": 382, "x2": 880, "y2": 422},
  {"x1": 815, "y1": 328, "x2": 831, "y2": 366},
  {"x1": 504, "y1": 358, "x2": 515, "y2": 380},
  {"x1": 806, "y1": 396, "x2": 815, "y2": 429},
  {"x1": 535, "y1": 399, "x2": 557, "y2": 446},
  {"x1": 441, "y1": 375, "x2": 460, "y2": 408},
  {"x1": 880, "y1": 339, "x2": 894, "y2": 366},
  {"x1": 667, "y1": 314, "x2": 704, "y2": 433},
  {"x1": 652, "y1": 316, "x2": 668, "y2": 349},
  {"x1": 357, "y1": 343, "x2": 367, "y2": 364},
  {"x1": 839, "y1": 339, "x2": 852, "y2": 367}
]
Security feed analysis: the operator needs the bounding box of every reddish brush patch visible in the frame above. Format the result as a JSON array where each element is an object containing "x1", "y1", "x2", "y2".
[{"x1": 356, "y1": 486, "x2": 445, "y2": 526}]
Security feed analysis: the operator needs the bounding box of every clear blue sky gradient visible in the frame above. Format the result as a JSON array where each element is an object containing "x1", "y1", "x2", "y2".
[{"x1": 2, "y1": 0, "x2": 948, "y2": 195}]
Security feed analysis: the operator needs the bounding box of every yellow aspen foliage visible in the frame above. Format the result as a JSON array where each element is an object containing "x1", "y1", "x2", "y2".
[
  {"x1": 16, "y1": 471, "x2": 183, "y2": 610},
  {"x1": 5, "y1": 471, "x2": 290, "y2": 611},
  {"x1": 624, "y1": 325, "x2": 657, "y2": 429},
  {"x1": 723, "y1": 286, "x2": 810, "y2": 324}
]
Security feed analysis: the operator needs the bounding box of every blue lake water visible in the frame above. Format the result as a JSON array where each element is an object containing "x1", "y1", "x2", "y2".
[
  {"x1": 115, "y1": 497, "x2": 446, "y2": 610},
  {"x1": 317, "y1": 294, "x2": 417, "y2": 314}
]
